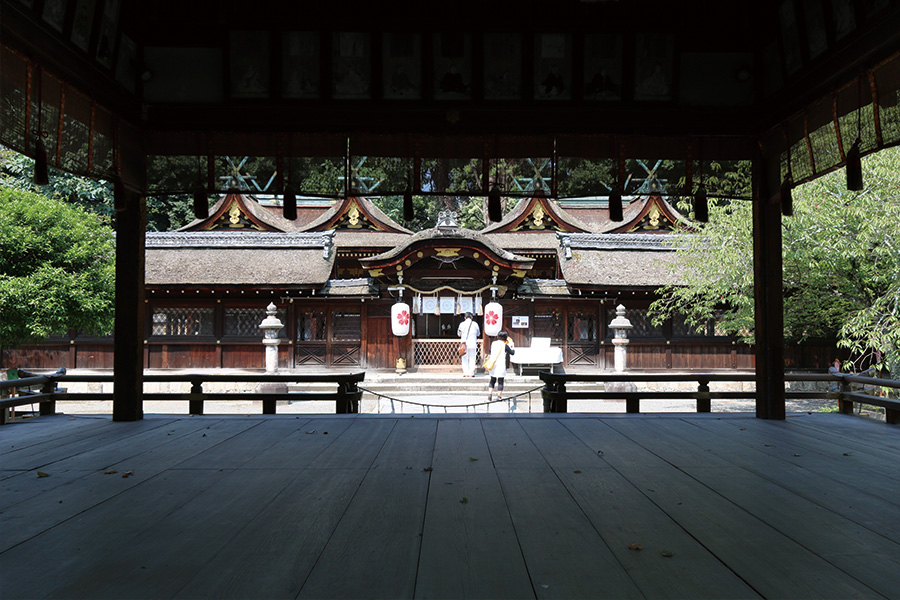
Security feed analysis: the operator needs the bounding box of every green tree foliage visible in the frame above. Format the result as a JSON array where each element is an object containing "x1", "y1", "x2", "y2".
[
  {"x1": 651, "y1": 147, "x2": 900, "y2": 377},
  {"x1": 0, "y1": 187, "x2": 116, "y2": 354},
  {"x1": 3, "y1": 147, "x2": 194, "y2": 231}
]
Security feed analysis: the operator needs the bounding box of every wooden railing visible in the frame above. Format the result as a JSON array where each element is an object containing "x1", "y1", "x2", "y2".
[
  {"x1": 0, "y1": 370, "x2": 365, "y2": 424},
  {"x1": 0, "y1": 368, "x2": 67, "y2": 424},
  {"x1": 539, "y1": 370, "x2": 900, "y2": 424}
]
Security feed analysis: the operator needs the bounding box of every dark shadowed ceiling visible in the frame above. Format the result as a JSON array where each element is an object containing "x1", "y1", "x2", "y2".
[{"x1": 1, "y1": 0, "x2": 898, "y2": 194}]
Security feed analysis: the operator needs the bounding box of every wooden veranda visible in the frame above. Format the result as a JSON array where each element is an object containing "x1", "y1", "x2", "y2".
[{"x1": 2, "y1": 411, "x2": 898, "y2": 599}]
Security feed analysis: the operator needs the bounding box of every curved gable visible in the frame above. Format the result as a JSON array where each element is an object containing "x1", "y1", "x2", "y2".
[
  {"x1": 481, "y1": 192, "x2": 592, "y2": 234},
  {"x1": 179, "y1": 193, "x2": 282, "y2": 232},
  {"x1": 359, "y1": 220, "x2": 534, "y2": 291},
  {"x1": 606, "y1": 192, "x2": 695, "y2": 234},
  {"x1": 299, "y1": 195, "x2": 411, "y2": 233}
]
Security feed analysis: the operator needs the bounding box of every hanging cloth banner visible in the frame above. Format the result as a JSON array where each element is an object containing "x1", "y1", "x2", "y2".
[{"x1": 439, "y1": 296, "x2": 455, "y2": 314}]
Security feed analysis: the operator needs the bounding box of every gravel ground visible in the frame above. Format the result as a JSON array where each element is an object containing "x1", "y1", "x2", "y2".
[{"x1": 39, "y1": 395, "x2": 837, "y2": 417}]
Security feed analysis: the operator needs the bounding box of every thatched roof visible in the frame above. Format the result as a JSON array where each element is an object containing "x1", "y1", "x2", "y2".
[
  {"x1": 517, "y1": 278, "x2": 575, "y2": 297},
  {"x1": 145, "y1": 232, "x2": 335, "y2": 286},
  {"x1": 556, "y1": 233, "x2": 683, "y2": 289}
]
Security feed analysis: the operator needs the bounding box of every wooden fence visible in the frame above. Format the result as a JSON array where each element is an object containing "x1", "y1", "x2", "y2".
[
  {"x1": 1, "y1": 370, "x2": 365, "y2": 424},
  {"x1": 539, "y1": 369, "x2": 899, "y2": 424}
]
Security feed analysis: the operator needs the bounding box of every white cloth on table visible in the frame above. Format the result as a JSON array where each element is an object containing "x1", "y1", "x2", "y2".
[{"x1": 509, "y1": 337, "x2": 563, "y2": 371}]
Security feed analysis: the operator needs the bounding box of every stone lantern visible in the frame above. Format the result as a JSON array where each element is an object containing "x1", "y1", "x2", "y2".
[
  {"x1": 259, "y1": 303, "x2": 283, "y2": 373},
  {"x1": 609, "y1": 304, "x2": 632, "y2": 373}
]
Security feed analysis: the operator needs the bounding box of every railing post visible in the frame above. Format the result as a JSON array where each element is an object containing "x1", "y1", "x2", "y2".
[
  {"x1": 542, "y1": 379, "x2": 567, "y2": 413},
  {"x1": 625, "y1": 396, "x2": 639, "y2": 413},
  {"x1": 262, "y1": 391, "x2": 277, "y2": 415},
  {"x1": 697, "y1": 379, "x2": 711, "y2": 413},
  {"x1": 39, "y1": 378, "x2": 56, "y2": 416},
  {"x1": 886, "y1": 407, "x2": 899, "y2": 425},
  {"x1": 838, "y1": 376, "x2": 854, "y2": 415},
  {"x1": 189, "y1": 379, "x2": 204, "y2": 415},
  {"x1": 336, "y1": 379, "x2": 360, "y2": 414},
  {"x1": 38, "y1": 367, "x2": 65, "y2": 416}
]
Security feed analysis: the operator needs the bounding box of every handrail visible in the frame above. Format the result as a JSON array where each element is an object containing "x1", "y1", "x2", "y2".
[
  {"x1": 539, "y1": 370, "x2": 899, "y2": 423},
  {"x1": 1, "y1": 370, "x2": 365, "y2": 423},
  {"x1": 0, "y1": 368, "x2": 67, "y2": 423}
]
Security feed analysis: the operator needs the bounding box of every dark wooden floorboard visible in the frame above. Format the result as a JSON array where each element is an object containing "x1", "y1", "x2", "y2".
[
  {"x1": 296, "y1": 419, "x2": 437, "y2": 599},
  {"x1": 174, "y1": 467, "x2": 368, "y2": 599},
  {"x1": 171, "y1": 418, "x2": 305, "y2": 470},
  {"x1": 680, "y1": 417, "x2": 900, "y2": 539},
  {"x1": 0, "y1": 415, "x2": 111, "y2": 455},
  {"x1": 485, "y1": 419, "x2": 644, "y2": 599},
  {"x1": 49, "y1": 467, "x2": 304, "y2": 599},
  {"x1": 0, "y1": 417, "x2": 246, "y2": 551},
  {"x1": 1, "y1": 413, "x2": 898, "y2": 600},
  {"x1": 3, "y1": 468, "x2": 226, "y2": 598},
  {"x1": 601, "y1": 418, "x2": 890, "y2": 598},
  {"x1": 786, "y1": 413, "x2": 900, "y2": 453},
  {"x1": 0, "y1": 416, "x2": 177, "y2": 471},
  {"x1": 545, "y1": 419, "x2": 762, "y2": 599},
  {"x1": 415, "y1": 419, "x2": 534, "y2": 600}
]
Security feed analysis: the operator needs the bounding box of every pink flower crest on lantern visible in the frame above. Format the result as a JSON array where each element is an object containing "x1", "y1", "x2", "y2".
[
  {"x1": 485, "y1": 311, "x2": 499, "y2": 326},
  {"x1": 396, "y1": 309, "x2": 409, "y2": 325}
]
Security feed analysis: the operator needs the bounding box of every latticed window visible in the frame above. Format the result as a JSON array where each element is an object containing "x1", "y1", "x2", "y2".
[
  {"x1": 298, "y1": 311, "x2": 327, "y2": 341},
  {"x1": 534, "y1": 307, "x2": 563, "y2": 343},
  {"x1": 627, "y1": 308, "x2": 664, "y2": 338},
  {"x1": 224, "y1": 307, "x2": 286, "y2": 338},
  {"x1": 332, "y1": 311, "x2": 361, "y2": 341},
  {"x1": 151, "y1": 308, "x2": 214, "y2": 337},
  {"x1": 567, "y1": 310, "x2": 597, "y2": 342}
]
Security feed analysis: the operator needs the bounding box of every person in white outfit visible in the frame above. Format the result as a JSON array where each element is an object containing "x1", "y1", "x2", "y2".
[
  {"x1": 457, "y1": 312, "x2": 481, "y2": 377},
  {"x1": 486, "y1": 330, "x2": 515, "y2": 401}
]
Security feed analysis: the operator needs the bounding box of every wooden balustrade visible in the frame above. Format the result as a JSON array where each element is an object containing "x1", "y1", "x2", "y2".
[
  {"x1": 539, "y1": 370, "x2": 900, "y2": 423},
  {"x1": 1, "y1": 371, "x2": 365, "y2": 422}
]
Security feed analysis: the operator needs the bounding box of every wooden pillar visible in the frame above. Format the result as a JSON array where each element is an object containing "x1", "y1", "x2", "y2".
[
  {"x1": 752, "y1": 150, "x2": 786, "y2": 420},
  {"x1": 113, "y1": 189, "x2": 145, "y2": 421}
]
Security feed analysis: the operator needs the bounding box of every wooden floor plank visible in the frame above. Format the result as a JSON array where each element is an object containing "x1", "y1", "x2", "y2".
[
  {"x1": 677, "y1": 417, "x2": 900, "y2": 510},
  {"x1": 172, "y1": 417, "x2": 306, "y2": 470},
  {"x1": 682, "y1": 464, "x2": 900, "y2": 598},
  {"x1": 0, "y1": 416, "x2": 178, "y2": 471},
  {"x1": 174, "y1": 468, "x2": 367, "y2": 599},
  {"x1": 600, "y1": 420, "x2": 887, "y2": 598},
  {"x1": 479, "y1": 418, "x2": 644, "y2": 599},
  {"x1": 297, "y1": 419, "x2": 436, "y2": 599},
  {"x1": 0, "y1": 418, "x2": 259, "y2": 552},
  {"x1": 517, "y1": 418, "x2": 612, "y2": 472},
  {"x1": 47, "y1": 468, "x2": 304, "y2": 599},
  {"x1": 480, "y1": 418, "x2": 548, "y2": 469},
  {"x1": 668, "y1": 417, "x2": 900, "y2": 540},
  {"x1": 711, "y1": 415, "x2": 900, "y2": 472},
  {"x1": 536, "y1": 419, "x2": 762, "y2": 599},
  {"x1": 493, "y1": 465, "x2": 644, "y2": 599},
  {"x1": 1, "y1": 469, "x2": 225, "y2": 599},
  {"x1": 2, "y1": 413, "x2": 897, "y2": 600},
  {"x1": 241, "y1": 417, "x2": 351, "y2": 469},
  {"x1": 0, "y1": 415, "x2": 112, "y2": 455},
  {"x1": 415, "y1": 419, "x2": 534, "y2": 600},
  {"x1": 787, "y1": 413, "x2": 900, "y2": 452},
  {"x1": 306, "y1": 417, "x2": 398, "y2": 469}
]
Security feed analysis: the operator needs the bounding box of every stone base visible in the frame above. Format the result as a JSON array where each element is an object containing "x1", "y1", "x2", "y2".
[
  {"x1": 605, "y1": 381, "x2": 638, "y2": 393},
  {"x1": 255, "y1": 382, "x2": 290, "y2": 408}
]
